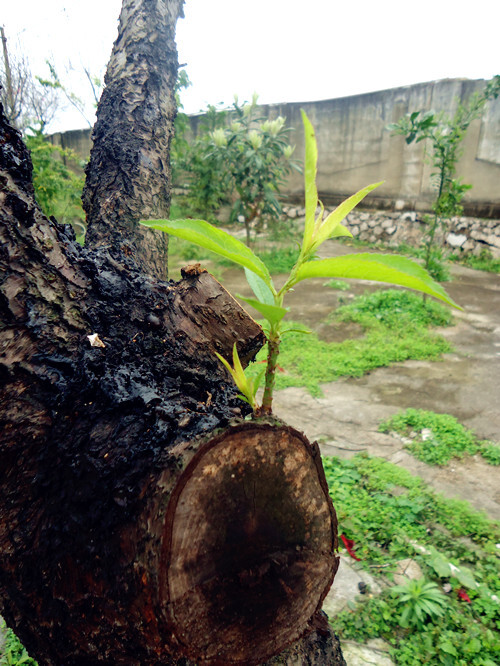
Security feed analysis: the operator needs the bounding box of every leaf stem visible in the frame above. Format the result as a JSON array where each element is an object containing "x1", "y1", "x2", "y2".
[{"x1": 260, "y1": 328, "x2": 281, "y2": 414}]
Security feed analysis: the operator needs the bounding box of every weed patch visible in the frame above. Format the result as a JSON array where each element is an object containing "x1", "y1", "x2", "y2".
[
  {"x1": 254, "y1": 246, "x2": 300, "y2": 274},
  {"x1": 0, "y1": 618, "x2": 37, "y2": 665},
  {"x1": 323, "y1": 454, "x2": 500, "y2": 665},
  {"x1": 450, "y1": 249, "x2": 500, "y2": 274},
  {"x1": 334, "y1": 288, "x2": 453, "y2": 329},
  {"x1": 247, "y1": 290, "x2": 453, "y2": 396},
  {"x1": 379, "y1": 408, "x2": 500, "y2": 466},
  {"x1": 323, "y1": 279, "x2": 350, "y2": 291}
]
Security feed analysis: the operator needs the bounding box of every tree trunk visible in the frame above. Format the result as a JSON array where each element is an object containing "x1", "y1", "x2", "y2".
[
  {"x1": 0, "y1": 1, "x2": 344, "y2": 663},
  {"x1": 82, "y1": 0, "x2": 184, "y2": 280}
]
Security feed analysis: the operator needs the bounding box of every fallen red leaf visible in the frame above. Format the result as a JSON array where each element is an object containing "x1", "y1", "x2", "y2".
[
  {"x1": 457, "y1": 588, "x2": 471, "y2": 603},
  {"x1": 340, "y1": 533, "x2": 361, "y2": 561}
]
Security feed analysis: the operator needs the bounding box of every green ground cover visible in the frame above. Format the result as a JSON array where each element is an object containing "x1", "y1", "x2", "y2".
[
  {"x1": 246, "y1": 289, "x2": 453, "y2": 396},
  {"x1": 324, "y1": 455, "x2": 500, "y2": 665},
  {"x1": 379, "y1": 409, "x2": 500, "y2": 466},
  {"x1": 0, "y1": 618, "x2": 37, "y2": 666}
]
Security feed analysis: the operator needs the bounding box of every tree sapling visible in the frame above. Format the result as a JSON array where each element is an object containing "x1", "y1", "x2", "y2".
[{"x1": 142, "y1": 111, "x2": 459, "y2": 414}]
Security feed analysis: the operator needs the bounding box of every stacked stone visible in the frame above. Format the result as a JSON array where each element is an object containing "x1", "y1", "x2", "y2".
[{"x1": 281, "y1": 206, "x2": 500, "y2": 257}]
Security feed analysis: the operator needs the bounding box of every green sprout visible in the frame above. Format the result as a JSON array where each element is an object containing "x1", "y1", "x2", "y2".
[{"x1": 141, "y1": 111, "x2": 459, "y2": 415}]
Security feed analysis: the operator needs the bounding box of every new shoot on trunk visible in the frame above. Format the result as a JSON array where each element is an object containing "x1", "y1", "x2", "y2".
[{"x1": 141, "y1": 111, "x2": 460, "y2": 415}]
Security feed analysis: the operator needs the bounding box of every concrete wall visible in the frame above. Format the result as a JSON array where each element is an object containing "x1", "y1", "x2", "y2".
[
  {"x1": 255, "y1": 78, "x2": 500, "y2": 217},
  {"x1": 49, "y1": 78, "x2": 500, "y2": 218},
  {"x1": 48, "y1": 128, "x2": 92, "y2": 170}
]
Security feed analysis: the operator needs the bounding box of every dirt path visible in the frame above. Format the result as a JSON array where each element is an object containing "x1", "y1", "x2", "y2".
[{"x1": 216, "y1": 242, "x2": 500, "y2": 520}]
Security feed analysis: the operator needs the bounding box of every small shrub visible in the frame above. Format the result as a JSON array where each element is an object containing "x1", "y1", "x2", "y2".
[
  {"x1": 388, "y1": 76, "x2": 500, "y2": 281},
  {"x1": 424, "y1": 245, "x2": 451, "y2": 282},
  {"x1": 391, "y1": 578, "x2": 447, "y2": 629}
]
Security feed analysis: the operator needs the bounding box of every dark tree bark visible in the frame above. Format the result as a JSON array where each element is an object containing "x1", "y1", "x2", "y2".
[
  {"x1": 82, "y1": 0, "x2": 185, "y2": 280},
  {"x1": 0, "y1": 1, "x2": 344, "y2": 663}
]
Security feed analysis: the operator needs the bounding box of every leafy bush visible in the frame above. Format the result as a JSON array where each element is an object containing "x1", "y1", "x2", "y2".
[
  {"x1": 379, "y1": 408, "x2": 499, "y2": 466},
  {"x1": 26, "y1": 129, "x2": 85, "y2": 237},
  {"x1": 176, "y1": 96, "x2": 299, "y2": 239},
  {"x1": 174, "y1": 104, "x2": 232, "y2": 222}
]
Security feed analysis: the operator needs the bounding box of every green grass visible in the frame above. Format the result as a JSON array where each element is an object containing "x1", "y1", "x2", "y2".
[
  {"x1": 449, "y1": 248, "x2": 500, "y2": 274},
  {"x1": 0, "y1": 618, "x2": 37, "y2": 665},
  {"x1": 379, "y1": 408, "x2": 500, "y2": 466},
  {"x1": 323, "y1": 279, "x2": 350, "y2": 291},
  {"x1": 247, "y1": 290, "x2": 453, "y2": 396},
  {"x1": 333, "y1": 289, "x2": 453, "y2": 329},
  {"x1": 323, "y1": 454, "x2": 500, "y2": 665},
  {"x1": 254, "y1": 246, "x2": 300, "y2": 274}
]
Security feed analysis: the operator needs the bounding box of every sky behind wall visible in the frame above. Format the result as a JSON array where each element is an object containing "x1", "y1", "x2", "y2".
[{"x1": 2, "y1": 0, "x2": 499, "y2": 132}]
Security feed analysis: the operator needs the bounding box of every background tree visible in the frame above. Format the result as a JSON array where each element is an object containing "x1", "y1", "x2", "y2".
[
  {"x1": 37, "y1": 62, "x2": 103, "y2": 129},
  {"x1": 388, "y1": 75, "x2": 500, "y2": 280},
  {"x1": 1, "y1": 26, "x2": 60, "y2": 133},
  {"x1": 173, "y1": 101, "x2": 232, "y2": 221},
  {"x1": 176, "y1": 96, "x2": 299, "y2": 242}
]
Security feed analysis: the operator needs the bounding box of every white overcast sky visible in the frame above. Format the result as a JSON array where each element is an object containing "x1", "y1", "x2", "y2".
[{"x1": 2, "y1": 0, "x2": 499, "y2": 132}]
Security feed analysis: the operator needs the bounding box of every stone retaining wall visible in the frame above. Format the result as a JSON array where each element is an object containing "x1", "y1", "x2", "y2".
[{"x1": 281, "y1": 205, "x2": 500, "y2": 258}]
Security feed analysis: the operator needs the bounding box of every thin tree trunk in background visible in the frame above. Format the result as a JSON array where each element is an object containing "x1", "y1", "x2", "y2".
[
  {"x1": 82, "y1": 0, "x2": 184, "y2": 280},
  {"x1": 1, "y1": 27, "x2": 17, "y2": 128}
]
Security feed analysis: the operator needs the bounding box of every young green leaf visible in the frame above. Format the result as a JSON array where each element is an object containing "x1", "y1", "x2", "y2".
[
  {"x1": 292, "y1": 253, "x2": 461, "y2": 309},
  {"x1": 453, "y1": 565, "x2": 479, "y2": 590},
  {"x1": 301, "y1": 110, "x2": 319, "y2": 251},
  {"x1": 251, "y1": 367, "x2": 266, "y2": 399},
  {"x1": 237, "y1": 295, "x2": 289, "y2": 326},
  {"x1": 244, "y1": 267, "x2": 275, "y2": 304},
  {"x1": 310, "y1": 182, "x2": 383, "y2": 252},
  {"x1": 140, "y1": 218, "x2": 272, "y2": 286},
  {"x1": 214, "y1": 343, "x2": 258, "y2": 409}
]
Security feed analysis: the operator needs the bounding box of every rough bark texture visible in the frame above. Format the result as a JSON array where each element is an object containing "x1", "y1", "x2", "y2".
[
  {"x1": 82, "y1": 0, "x2": 185, "y2": 280},
  {"x1": 0, "y1": 106, "x2": 343, "y2": 663},
  {"x1": 1, "y1": 0, "x2": 345, "y2": 661}
]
